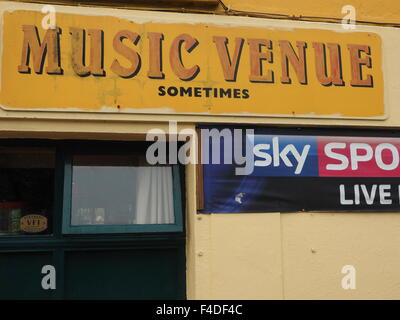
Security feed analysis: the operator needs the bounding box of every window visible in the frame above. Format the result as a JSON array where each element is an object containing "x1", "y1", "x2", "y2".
[
  {"x1": 0, "y1": 146, "x2": 55, "y2": 236},
  {"x1": 0, "y1": 141, "x2": 184, "y2": 236},
  {"x1": 0, "y1": 140, "x2": 186, "y2": 300},
  {"x1": 62, "y1": 147, "x2": 183, "y2": 234}
]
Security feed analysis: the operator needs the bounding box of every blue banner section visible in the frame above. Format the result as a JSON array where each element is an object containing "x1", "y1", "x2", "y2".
[
  {"x1": 203, "y1": 163, "x2": 266, "y2": 213},
  {"x1": 250, "y1": 134, "x2": 318, "y2": 177},
  {"x1": 201, "y1": 127, "x2": 262, "y2": 213},
  {"x1": 201, "y1": 129, "x2": 320, "y2": 212}
]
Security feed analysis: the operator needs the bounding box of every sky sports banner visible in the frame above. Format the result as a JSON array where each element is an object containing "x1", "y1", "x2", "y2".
[{"x1": 201, "y1": 128, "x2": 400, "y2": 213}]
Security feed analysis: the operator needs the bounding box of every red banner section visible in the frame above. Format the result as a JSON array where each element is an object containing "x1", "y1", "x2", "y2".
[{"x1": 318, "y1": 137, "x2": 400, "y2": 177}]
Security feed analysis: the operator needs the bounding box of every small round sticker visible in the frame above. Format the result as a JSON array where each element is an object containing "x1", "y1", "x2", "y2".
[{"x1": 20, "y1": 215, "x2": 48, "y2": 233}]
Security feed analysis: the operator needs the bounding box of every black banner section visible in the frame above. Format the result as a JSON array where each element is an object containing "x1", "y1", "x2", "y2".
[
  {"x1": 2, "y1": 300, "x2": 396, "y2": 319},
  {"x1": 203, "y1": 174, "x2": 400, "y2": 213},
  {"x1": 207, "y1": 177, "x2": 400, "y2": 212}
]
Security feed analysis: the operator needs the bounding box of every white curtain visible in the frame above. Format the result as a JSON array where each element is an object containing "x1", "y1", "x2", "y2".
[{"x1": 135, "y1": 166, "x2": 175, "y2": 224}]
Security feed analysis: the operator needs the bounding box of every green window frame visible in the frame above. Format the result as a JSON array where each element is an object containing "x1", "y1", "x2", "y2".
[{"x1": 61, "y1": 148, "x2": 184, "y2": 235}]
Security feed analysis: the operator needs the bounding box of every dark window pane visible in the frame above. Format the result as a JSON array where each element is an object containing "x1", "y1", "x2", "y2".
[{"x1": 0, "y1": 147, "x2": 55, "y2": 235}]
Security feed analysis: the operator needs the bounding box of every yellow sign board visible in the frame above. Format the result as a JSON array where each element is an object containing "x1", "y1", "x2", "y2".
[{"x1": 0, "y1": 9, "x2": 384, "y2": 118}]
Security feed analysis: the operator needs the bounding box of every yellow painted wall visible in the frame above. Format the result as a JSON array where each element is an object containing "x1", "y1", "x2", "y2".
[
  {"x1": 11, "y1": 0, "x2": 400, "y2": 26},
  {"x1": 1, "y1": 1, "x2": 400, "y2": 300},
  {"x1": 281, "y1": 212, "x2": 400, "y2": 299},
  {"x1": 224, "y1": 0, "x2": 400, "y2": 25}
]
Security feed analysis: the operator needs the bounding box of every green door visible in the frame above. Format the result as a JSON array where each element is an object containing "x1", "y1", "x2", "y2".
[{"x1": 0, "y1": 140, "x2": 186, "y2": 300}]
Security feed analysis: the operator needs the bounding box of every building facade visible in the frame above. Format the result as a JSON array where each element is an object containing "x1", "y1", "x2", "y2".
[{"x1": 0, "y1": 0, "x2": 400, "y2": 299}]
